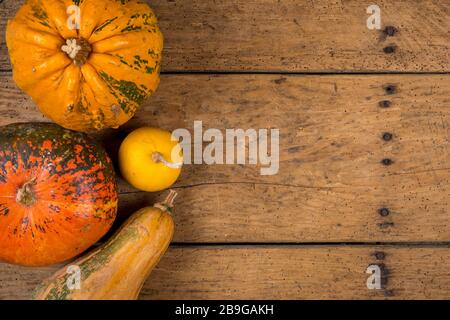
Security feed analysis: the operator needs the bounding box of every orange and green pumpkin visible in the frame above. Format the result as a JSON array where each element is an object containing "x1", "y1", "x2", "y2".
[
  {"x1": 0, "y1": 123, "x2": 118, "y2": 267},
  {"x1": 6, "y1": 0, "x2": 163, "y2": 132}
]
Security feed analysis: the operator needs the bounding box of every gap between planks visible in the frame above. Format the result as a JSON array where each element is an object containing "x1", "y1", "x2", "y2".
[
  {"x1": 168, "y1": 242, "x2": 450, "y2": 247},
  {"x1": 2, "y1": 70, "x2": 450, "y2": 75}
]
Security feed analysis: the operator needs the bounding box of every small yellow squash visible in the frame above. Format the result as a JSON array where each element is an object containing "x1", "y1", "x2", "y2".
[{"x1": 119, "y1": 127, "x2": 183, "y2": 192}]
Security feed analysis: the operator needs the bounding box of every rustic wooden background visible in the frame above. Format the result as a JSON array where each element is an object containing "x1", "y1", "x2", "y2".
[{"x1": 0, "y1": 0, "x2": 449, "y2": 299}]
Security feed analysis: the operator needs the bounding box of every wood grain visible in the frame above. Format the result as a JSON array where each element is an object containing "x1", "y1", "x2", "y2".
[
  {"x1": 0, "y1": 0, "x2": 449, "y2": 301},
  {"x1": 1, "y1": 0, "x2": 449, "y2": 72},
  {"x1": 1, "y1": 73, "x2": 449, "y2": 242},
  {"x1": 1, "y1": 245, "x2": 449, "y2": 300}
]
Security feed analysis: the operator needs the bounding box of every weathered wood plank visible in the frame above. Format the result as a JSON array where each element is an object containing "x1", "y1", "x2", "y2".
[
  {"x1": 1, "y1": 73, "x2": 449, "y2": 241},
  {"x1": 1, "y1": 246, "x2": 449, "y2": 300},
  {"x1": 1, "y1": 0, "x2": 449, "y2": 72}
]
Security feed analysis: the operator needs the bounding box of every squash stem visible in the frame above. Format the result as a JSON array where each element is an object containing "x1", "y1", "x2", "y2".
[
  {"x1": 152, "y1": 152, "x2": 183, "y2": 169},
  {"x1": 16, "y1": 177, "x2": 37, "y2": 207},
  {"x1": 61, "y1": 38, "x2": 92, "y2": 66},
  {"x1": 154, "y1": 190, "x2": 178, "y2": 214}
]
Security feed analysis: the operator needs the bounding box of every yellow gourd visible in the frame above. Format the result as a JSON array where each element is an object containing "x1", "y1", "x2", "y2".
[
  {"x1": 6, "y1": 0, "x2": 163, "y2": 132},
  {"x1": 33, "y1": 191, "x2": 177, "y2": 300},
  {"x1": 119, "y1": 127, "x2": 183, "y2": 192}
]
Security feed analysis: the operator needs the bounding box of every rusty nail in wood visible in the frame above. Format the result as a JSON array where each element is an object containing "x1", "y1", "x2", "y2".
[
  {"x1": 384, "y1": 85, "x2": 397, "y2": 95},
  {"x1": 384, "y1": 26, "x2": 398, "y2": 36},
  {"x1": 383, "y1": 45, "x2": 397, "y2": 54},
  {"x1": 379, "y1": 208, "x2": 390, "y2": 217},
  {"x1": 379, "y1": 100, "x2": 392, "y2": 108},
  {"x1": 375, "y1": 252, "x2": 386, "y2": 260},
  {"x1": 382, "y1": 132, "x2": 393, "y2": 141},
  {"x1": 381, "y1": 158, "x2": 393, "y2": 166}
]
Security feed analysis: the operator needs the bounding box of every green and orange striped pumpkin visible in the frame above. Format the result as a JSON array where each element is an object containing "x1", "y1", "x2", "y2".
[
  {"x1": 6, "y1": 0, "x2": 163, "y2": 132},
  {"x1": 0, "y1": 123, "x2": 118, "y2": 266}
]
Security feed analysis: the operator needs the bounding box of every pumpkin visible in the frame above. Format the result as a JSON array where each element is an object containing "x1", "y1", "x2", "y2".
[
  {"x1": 34, "y1": 190, "x2": 176, "y2": 300},
  {"x1": 6, "y1": 0, "x2": 163, "y2": 132},
  {"x1": 0, "y1": 123, "x2": 118, "y2": 267},
  {"x1": 119, "y1": 127, "x2": 183, "y2": 192}
]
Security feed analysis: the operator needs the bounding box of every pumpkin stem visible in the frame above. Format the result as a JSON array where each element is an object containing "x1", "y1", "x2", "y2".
[
  {"x1": 152, "y1": 152, "x2": 183, "y2": 169},
  {"x1": 61, "y1": 38, "x2": 92, "y2": 66},
  {"x1": 154, "y1": 190, "x2": 178, "y2": 213},
  {"x1": 16, "y1": 177, "x2": 37, "y2": 207}
]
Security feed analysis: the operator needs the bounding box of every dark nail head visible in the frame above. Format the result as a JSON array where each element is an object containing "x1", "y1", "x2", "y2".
[
  {"x1": 384, "y1": 26, "x2": 398, "y2": 36},
  {"x1": 375, "y1": 252, "x2": 386, "y2": 260},
  {"x1": 384, "y1": 85, "x2": 397, "y2": 95},
  {"x1": 383, "y1": 46, "x2": 397, "y2": 54},
  {"x1": 379, "y1": 100, "x2": 392, "y2": 108},
  {"x1": 379, "y1": 208, "x2": 390, "y2": 217},
  {"x1": 383, "y1": 132, "x2": 393, "y2": 141}
]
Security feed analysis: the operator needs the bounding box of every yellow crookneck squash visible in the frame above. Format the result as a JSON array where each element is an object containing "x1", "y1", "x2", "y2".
[{"x1": 6, "y1": 0, "x2": 163, "y2": 132}]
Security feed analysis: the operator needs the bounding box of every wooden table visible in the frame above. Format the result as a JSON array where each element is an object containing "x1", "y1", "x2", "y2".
[{"x1": 0, "y1": 0, "x2": 449, "y2": 299}]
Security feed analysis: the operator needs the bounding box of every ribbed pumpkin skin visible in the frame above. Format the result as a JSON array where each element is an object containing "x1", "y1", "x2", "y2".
[
  {"x1": 0, "y1": 123, "x2": 118, "y2": 266},
  {"x1": 6, "y1": 0, "x2": 163, "y2": 132}
]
